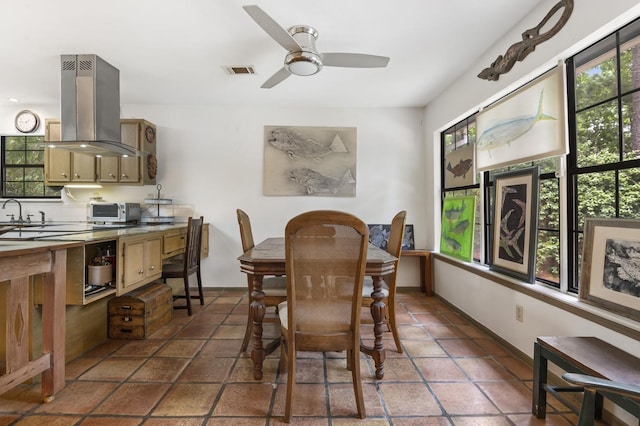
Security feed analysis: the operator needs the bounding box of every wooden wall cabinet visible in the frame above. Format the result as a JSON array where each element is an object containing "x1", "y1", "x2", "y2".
[
  {"x1": 44, "y1": 119, "x2": 96, "y2": 185},
  {"x1": 118, "y1": 232, "x2": 163, "y2": 295},
  {"x1": 97, "y1": 119, "x2": 157, "y2": 185}
]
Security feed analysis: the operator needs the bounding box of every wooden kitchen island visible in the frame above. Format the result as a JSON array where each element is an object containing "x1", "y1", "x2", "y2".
[
  {"x1": 0, "y1": 239, "x2": 82, "y2": 402},
  {"x1": 0, "y1": 223, "x2": 209, "y2": 383}
]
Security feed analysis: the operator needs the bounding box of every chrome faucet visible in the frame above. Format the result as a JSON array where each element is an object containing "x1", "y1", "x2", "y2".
[
  {"x1": 39, "y1": 210, "x2": 46, "y2": 224},
  {"x1": 2, "y1": 199, "x2": 23, "y2": 223}
]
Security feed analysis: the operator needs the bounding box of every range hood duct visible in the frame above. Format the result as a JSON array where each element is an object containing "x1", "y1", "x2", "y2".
[{"x1": 47, "y1": 54, "x2": 140, "y2": 157}]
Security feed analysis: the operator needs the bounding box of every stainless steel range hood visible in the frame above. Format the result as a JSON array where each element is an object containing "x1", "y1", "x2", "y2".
[{"x1": 46, "y1": 54, "x2": 140, "y2": 157}]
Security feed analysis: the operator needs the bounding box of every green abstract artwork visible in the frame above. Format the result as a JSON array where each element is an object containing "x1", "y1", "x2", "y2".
[{"x1": 440, "y1": 195, "x2": 476, "y2": 261}]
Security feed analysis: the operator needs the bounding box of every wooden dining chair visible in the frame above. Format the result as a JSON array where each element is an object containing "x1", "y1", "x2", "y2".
[
  {"x1": 362, "y1": 210, "x2": 406, "y2": 353},
  {"x1": 562, "y1": 373, "x2": 640, "y2": 426},
  {"x1": 162, "y1": 216, "x2": 204, "y2": 316},
  {"x1": 236, "y1": 209, "x2": 287, "y2": 352},
  {"x1": 278, "y1": 210, "x2": 369, "y2": 422}
]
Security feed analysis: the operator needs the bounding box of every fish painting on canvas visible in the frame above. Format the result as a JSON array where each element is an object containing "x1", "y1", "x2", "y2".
[
  {"x1": 268, "y1": 128, "x2": 348, "y2": 161},
  {"x1": 477, "y1": 91, "x2": 556, "y2": 156},
  {"x1": 263, "y1": 125, "x2": 357, "y2": 197},
  {"x1": 289, "y1": 168, "x2": 355, "y2": 195},
  {"x1": 475, "y1": 66, "x2": 566, "y2": 172}
]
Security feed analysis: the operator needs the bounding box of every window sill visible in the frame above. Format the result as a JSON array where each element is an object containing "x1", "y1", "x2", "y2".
[{"x1": 433, "y1": 252, "x2": 640, "y2": 341}]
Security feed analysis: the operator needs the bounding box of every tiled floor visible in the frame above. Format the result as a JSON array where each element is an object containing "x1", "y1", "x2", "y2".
[{"x1": 1, "y1": 289, "x2": 581, "y2": 425}]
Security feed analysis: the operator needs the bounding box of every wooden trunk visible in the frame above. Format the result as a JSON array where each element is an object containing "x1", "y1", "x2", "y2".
[{"x1": 108, "y1": 282, "x2": 172, "y2": 339}]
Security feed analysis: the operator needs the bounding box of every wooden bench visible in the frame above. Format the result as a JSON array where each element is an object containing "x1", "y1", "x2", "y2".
[
  {"x1": 401, "y1": 249, "x2": 432, "y2": 295},
  {"x1": 533, "y1": 336, "x2": 640, "y2": 422}
]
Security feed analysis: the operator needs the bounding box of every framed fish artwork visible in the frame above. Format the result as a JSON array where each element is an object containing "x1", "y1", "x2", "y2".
[
  {"x1": 368, "y1": 224, "x2": 415, "y2": 250},
  {"x1": 475, "y1": 65, "x2": 567, "y2": 172},
  {"x1": 444, "y1": 144, "x2": 475, "y2": 189},
  {"x1": 579, "y1": 217, "x2": 640, "y2": 320},
  {"x1": 440, "y1": 195, "x2": 476, "y2": 262},
  {"x1": 490, "y1": 166, "x2": 539, "y2": 283},
  {"x1": 262, "y1": 125, "x2": 357, "y2": 196}
]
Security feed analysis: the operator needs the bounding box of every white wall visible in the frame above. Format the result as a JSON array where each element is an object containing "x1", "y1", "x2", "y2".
[{"x1": 0, "y1": 104, "x2": 426, "y2": 288}]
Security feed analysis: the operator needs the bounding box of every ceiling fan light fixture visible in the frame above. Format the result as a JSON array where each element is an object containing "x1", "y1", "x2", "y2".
[{"x1": 285, "y1": 51, "x2": 322, "y2": 76}]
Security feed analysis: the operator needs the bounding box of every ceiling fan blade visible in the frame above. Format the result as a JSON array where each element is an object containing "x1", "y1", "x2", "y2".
[
  {"x1": 243, "y1": 5, "x2": 301, "y2": 52},
  {"x1": 261, "y1": 67, "x2": 291, "y2": 88},
  {"x1": 322, "y1": 53, "x2": 390, "y2": 68}
]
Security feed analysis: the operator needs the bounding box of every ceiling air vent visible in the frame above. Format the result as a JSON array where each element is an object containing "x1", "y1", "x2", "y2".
[{"x1": 223, "y1": 66, "x2": 256, "y2": 75}]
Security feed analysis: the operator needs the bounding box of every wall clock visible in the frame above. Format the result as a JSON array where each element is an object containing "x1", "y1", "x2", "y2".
[{"x1": 14, "y1": 110, "x2": 40, "y2": 133}]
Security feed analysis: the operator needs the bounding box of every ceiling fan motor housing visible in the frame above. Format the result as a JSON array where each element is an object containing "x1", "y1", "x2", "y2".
[{"x1": 285, "y1": 25, "x2": 322, "y2": 76}]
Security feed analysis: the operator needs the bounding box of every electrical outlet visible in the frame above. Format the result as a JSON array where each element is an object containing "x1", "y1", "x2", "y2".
[{"x1": 516, "y1": 304, "x2": 524, "y2": 322}]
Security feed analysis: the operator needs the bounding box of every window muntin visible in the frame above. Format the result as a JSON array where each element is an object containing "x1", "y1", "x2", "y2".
[{"x1": 1, "y1": 135, "x2": 61, "y2": 198}]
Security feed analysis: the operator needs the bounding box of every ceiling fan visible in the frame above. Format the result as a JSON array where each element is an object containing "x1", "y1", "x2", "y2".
[{"x1": 243, "y1": 5, "x2": 390, "y2": 88}]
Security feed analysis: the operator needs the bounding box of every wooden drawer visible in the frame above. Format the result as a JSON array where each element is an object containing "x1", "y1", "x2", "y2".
[
  {"x1": 163, "y1": 228, "x2": 186, "y2": 258},
  {"x1": 108, "y1": 282, "x2": 173, "y2": 339}
]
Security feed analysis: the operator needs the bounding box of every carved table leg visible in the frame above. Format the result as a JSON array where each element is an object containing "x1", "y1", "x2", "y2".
[
  {"x1": 250, "y1": 274, "x2": 266, "y2": 380},
  {"x1": 360, "y1": 274, "x2": 386, "y2": 379}
]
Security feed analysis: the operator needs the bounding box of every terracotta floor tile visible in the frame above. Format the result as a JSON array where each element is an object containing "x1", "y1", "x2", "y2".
[
  {"x1": 111, "y1": 339, "x2": 165, "y2": 357},
  {"x1": 64, "y1": 357, "x2": 102, "y2": 379},
  {"x1": 507, "y1": 413, "x2": 576, "y2": 425},
  {"x1": 175, "y1": 322, "x2": 218, "y2": 339},
  {"x1": 34, "y1": 382, "x2": 117, "y2": 414},
  {"x1": 429, "y1": 382, "x2": 499, "y2": 415},
  {"x1": 155, "y1": 339, "x2": 206, "y2": 357},
  {"x1": 496, "y1": 356, "x2": 534, "y2": 380},
  {"x1": 378, "y1": 383, "x2": 442, "y2": 416},
  {"x1": 93, "y1": 382, "x2": 170, "y2": 415},
  {"x1": 375, "y1": 357, "x2": 423, "y2": 382},
  {"x1": 451, "y1": 416, "x2": 511, "y2": 425},
  {"x1": 205, "y1": 418, "x2": 267, "y2": 425},
  {"x1": 402, "y1": 340, "x2": 447, "y2": 357},
  {"x1": 129, "y1": 357, "x2": 190, "y2": 382},
  {"x1": 212, "y1": 383, "x2": 274, "y2": 417},
  {"x1": 152, "y1": 383, "x2": 221, "y2": 416},
  {"x1": 12, "y1": 415, "x2": 82, "y2": 425},
  {"x1": 271, "y1": 383, "x2": 327, "y2": 418},
  {"x1": 454, "y1": 357, "x2": 517, "y2": 381},
  {"x1": 79, "y1": 417, "x2": 143, "y2": 426},
  {"x1": 212, "y1": 324, "x2": 248, "y2": 339},
  {"x1": 391, "y1": 417, "x2": 452, "y2": 425},
  {"x1": 78, "y1": 357, "x2": 146, "y2": 381},
  {"x1": 423, "y1": 324, "x2": 467, "y2": 339},
  {"x1": 199, "y1": 338, "x2": 243, "y2": 357},
  {"x1": 472, "y1": 338, "x2": 512, "y2": 356},
  {"x1": 0, "y1": 385, "x2": 42, "y2": 412},
  {"x1": 477, "y1": 381, "x2": 533, "y2": 413},
  {"x1": 144, "y1": 418, "x2": 206, "y2": 426},
  {"x1": 413, "y1": 357, "x2": 468, "y2": 382},
  {"x1": 437, "y1": 338, "x2": 489, "y2": 357},
  {"x1": 329, "y1": 382, "x2": 385, "y2": 418},
  {"x1": 178, "y1": 356, "x2": 235, "y2": 382}
]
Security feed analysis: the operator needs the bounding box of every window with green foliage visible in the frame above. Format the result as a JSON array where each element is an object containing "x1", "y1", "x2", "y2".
[
  {"x1": 567, "y1": 17, "x2": 640, "y2": 293},
  {"x1": 1, "y1": 135, "x2": 61, "y2": 198}
]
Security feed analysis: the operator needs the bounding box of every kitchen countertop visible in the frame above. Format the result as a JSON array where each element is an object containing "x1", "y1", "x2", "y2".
[
  {"x1": 0, "y1": 239, "x2": 84, "y2": 255},
  {"x1": 0, "y1": 222, "x2": 189, "y2": 243}
]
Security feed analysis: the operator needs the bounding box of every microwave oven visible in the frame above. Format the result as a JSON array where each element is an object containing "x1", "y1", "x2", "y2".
[{"x1": 89, "y1": 202, "x2": 141, "y2": 223}]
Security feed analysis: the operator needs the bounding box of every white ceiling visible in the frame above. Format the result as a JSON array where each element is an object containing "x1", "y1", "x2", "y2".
[{"x1": 1, "y1": 0, "x2": 543, "y2": 109}]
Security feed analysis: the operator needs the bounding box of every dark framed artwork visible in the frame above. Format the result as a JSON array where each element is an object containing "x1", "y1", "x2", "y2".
[
  {"x1": 490, "y1": 166, "x2": 540, "y2": 283},
  {"x1": 440, "y1": 195, "x2": 476, "y2": 262},
  {"x1": 579, "y1": 217, "x2": 640, "y2": 320},
  {"x1": 368, "y1": 224, "x2": 414, "y2": 251}
]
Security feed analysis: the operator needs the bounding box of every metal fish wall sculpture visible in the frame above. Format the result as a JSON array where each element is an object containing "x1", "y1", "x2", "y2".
[{"x1": 478, "y1": 0, "x2": 574, "y2": 81}]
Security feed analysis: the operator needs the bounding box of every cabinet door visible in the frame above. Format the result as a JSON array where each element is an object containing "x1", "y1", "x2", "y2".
[
  {"x1": 122, "y1": 239, "x2": 146, "y2": 291},
  {"x1": 144, "y1": 236, "x2": 162, "y2": 280},
  {"x1": 71, "y1": 153, "x2": 96, "y2": 182},
  {"x1": 44, "y1": 120, "x2": 71, "y2": 184},
  {"x1": 98, "y1": 157, "x2": 119, "y2": 182},
  {"x1": 119, "y1": 121, "x2": 141, "y2": 183}
]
